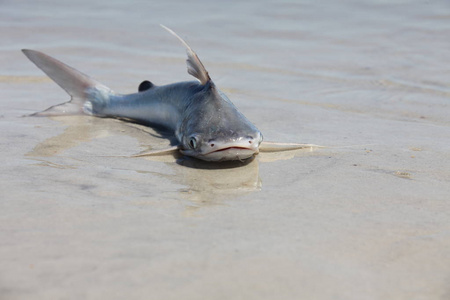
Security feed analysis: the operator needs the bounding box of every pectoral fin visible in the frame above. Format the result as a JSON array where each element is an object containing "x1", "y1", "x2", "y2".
[
  {"x1": 259, "y1": 142, "x2": 324, "y2": 152},
  {"x1": 131, "y1": 145, "x2": 180, "y2": 157}
]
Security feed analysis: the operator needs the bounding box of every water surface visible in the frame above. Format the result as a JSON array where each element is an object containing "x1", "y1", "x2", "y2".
[{"x1": 1, "y1": 1, "x2": 450, "y2": 299}]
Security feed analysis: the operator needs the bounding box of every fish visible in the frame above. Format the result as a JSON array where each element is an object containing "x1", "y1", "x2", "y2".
[{"x1": 23, "y1": 25, "x2": 318, "y2": 162}]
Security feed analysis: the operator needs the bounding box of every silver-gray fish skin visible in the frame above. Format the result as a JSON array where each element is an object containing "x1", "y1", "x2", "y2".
[
  {"x1": 22, "y1": 27, "x2": 263, "y2": 161},
  {"x1": 90, "y1": 80, "x2": 263, "y2": 161}
]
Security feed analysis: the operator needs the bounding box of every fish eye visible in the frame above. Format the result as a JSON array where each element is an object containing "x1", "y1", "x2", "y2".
[{"x1": 189, "y1": 137, "x2": 197, "y2": 149}]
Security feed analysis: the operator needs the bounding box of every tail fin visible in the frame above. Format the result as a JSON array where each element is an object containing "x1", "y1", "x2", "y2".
[{"x1": 22, "y1": 49, "x2": 112, "y2": 116}]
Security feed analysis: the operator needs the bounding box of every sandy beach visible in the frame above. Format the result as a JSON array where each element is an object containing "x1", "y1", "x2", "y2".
[{"x1": 1, "y1": 1, "x2": 450, "y2": 299}]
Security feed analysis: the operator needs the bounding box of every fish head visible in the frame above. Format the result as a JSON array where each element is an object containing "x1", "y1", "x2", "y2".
[{"x1": 178, "y1": 86, "x2": 263, "y2": 161}]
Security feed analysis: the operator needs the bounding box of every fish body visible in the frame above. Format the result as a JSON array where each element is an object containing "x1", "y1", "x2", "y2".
[{"x1": 23, "y1": 26, "x2": 262, "y2": 161}]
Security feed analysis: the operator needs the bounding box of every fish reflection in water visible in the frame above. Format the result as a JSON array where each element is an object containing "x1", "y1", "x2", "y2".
[
  {"x1": 26, "y1": 115, "x2": 264, "y2": 207},
  {"x1": 26, "y1": 114, "x2": 318, "y2": 211}
]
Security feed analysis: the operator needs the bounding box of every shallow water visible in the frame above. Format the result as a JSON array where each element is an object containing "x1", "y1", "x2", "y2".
[{"x1": 1, "y1": 1, "x2": 450, "y2": 299}]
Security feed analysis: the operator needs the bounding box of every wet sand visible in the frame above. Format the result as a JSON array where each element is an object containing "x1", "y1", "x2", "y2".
[{"x1": 1, "y1": 1, "x2": 450, "y2": 299}]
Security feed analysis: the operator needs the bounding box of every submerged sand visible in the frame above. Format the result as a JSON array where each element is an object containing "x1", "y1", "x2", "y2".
[{"x1": 1, "y1": 1, "x2": 450, "y2": 299}]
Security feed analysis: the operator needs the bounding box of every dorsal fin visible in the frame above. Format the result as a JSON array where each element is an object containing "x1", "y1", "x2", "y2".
[{"x1": 160, "y1": 25, "x2": 211, "y2": 85}]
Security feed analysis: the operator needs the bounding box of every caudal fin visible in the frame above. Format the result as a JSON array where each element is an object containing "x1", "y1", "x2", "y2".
[{"x1": 22, "y1": 49, "x2": 112, "y2": 116}]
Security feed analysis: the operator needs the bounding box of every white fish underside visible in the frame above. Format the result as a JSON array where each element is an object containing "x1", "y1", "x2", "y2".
[{"x1": 23, "y1": 25, "x2": 318, "y2": 162}]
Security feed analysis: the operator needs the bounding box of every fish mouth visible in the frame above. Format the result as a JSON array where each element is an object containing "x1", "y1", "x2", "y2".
[
  {"x1": 200, "y1": 146, "x2": 258, "y2": 161},
  {"x1": 181, "y1": 146, "x2": 258, "y2": 162},
  {"x1": 210, "y1": 146, "x2": 254, "y2": 153}
]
